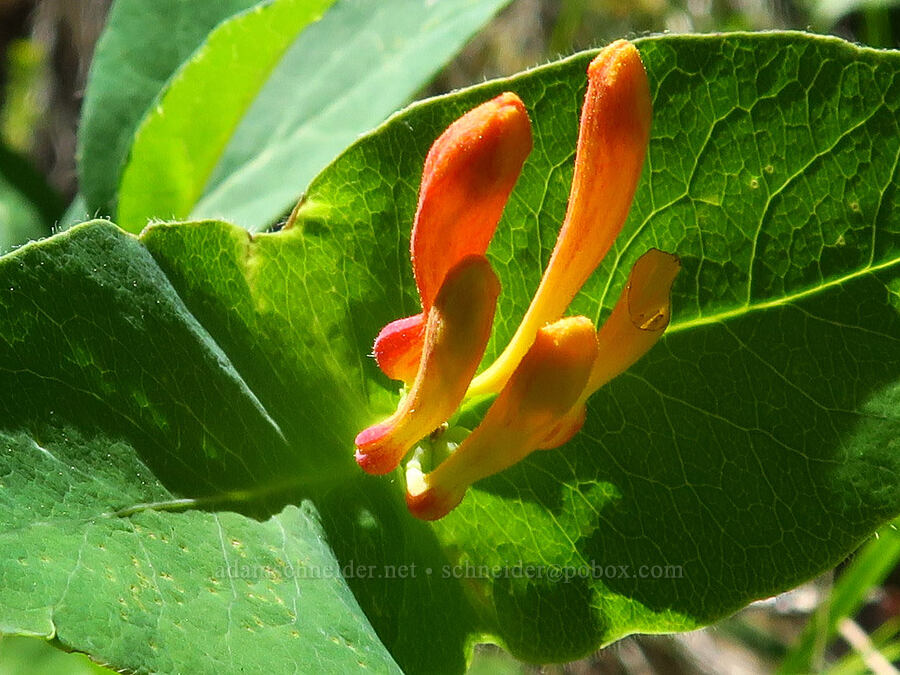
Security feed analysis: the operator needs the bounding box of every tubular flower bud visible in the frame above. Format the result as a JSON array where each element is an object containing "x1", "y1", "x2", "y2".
[
  {"x1": 538, "y1": 249, "x2": 681, "y2": 449},
  {"x1": 355, "y1": 255, "x2": 500, "y2": 475},
  {"x1": 406, "y1": 317, "x2": 598, "y2": 521},
  {"x1": 469, "y1": 39, "x2": 652, "y2": 396},
  {"x1": 373, "y1": 92, "x2": 532, "y2": 384},
  {"x1": 588, "y1": 248, "x2": 680, "y2": 391}
]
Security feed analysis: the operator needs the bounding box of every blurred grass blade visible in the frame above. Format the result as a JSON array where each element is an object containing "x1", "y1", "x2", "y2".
[
  {"x1": 836, "y1": 619, "x2": 899, "y2": 675},
  {"x1": 828, "y1": 618, "x2": 900, "y2": 674},
  {"x1": 116, "y1": 0, "x2": 335, "y2": 233},
  {"x1": 780, "y1": 519, "x2": 900, "y2": 673}
]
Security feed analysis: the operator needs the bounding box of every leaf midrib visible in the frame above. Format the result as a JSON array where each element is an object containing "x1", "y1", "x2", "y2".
[{"x1": 667, "y1": 254, "x2": 900, "y2": 335}]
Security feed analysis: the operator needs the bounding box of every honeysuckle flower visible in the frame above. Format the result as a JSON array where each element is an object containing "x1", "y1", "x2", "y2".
[
  {"x1": 355, "y1": 255, "x2": 500, "y2": 475},
  {"x1": 355, "y1": 39, "x2": 681, "y2": 520},
  {"x1": 373, "y1": 92, "x2": 532, "y2": 384},
  {"x1": 537, "y1": 248, "x2": 681, "y2": 450}
]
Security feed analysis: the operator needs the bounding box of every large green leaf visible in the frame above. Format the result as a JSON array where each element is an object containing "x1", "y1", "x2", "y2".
[
  {"x1": 116, "y1": 0, "x2": 335, "y2": 233},
  {"x1": 0, "y1": 429, "x2": 399, "y2": 672},
  {"x1": 116, "y1": 0, "x2": 515, "y2": 233},
  {"x1": 283, "y1": 30, "x2": 900, "y2": 661},
  {"x1": 1, "y1": 32, "x2": 898, "y2": 673},
  {"x1": 0, "y1": 222, "x2": 398, "y2": 673},
  {"x1": 189, "y1": 0, "x2": 516, "y2": 231},
  {"x1": 77, "y1": 0, "x2": 262, "y2": 215}
]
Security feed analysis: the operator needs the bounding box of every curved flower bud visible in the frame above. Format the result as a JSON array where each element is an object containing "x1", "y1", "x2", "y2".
[
  {"x1": 412, "y1": 92, "x2": 533, "y2": 310},
  {"x1": 374, "y1": 92, "x2": 532, "y2": 384},
  {"x1": 589, "y1": 248, "x2": 680, "y2": 390},
  {"x1": 469, "y1": 40, "x2": 652, "y2": 396},
  {"x1": 538, "y1": 248, "x2": 681, "y2": 449},
  {"x1": 406, "y1": 316, "x2": 598, "y2": 520},
  {"x1": 356, "y1": 255, "x2": 500, "y2": 475}
]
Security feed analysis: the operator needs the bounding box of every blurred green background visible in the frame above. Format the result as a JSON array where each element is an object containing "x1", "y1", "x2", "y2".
[{"x1": 0, "y1": 0, "x2": 898, "y2": 672}]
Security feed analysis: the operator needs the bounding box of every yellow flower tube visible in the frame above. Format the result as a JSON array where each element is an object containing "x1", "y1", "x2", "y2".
[{"x1": 539, "y1": 249, "x2": 681, "y2": 449}]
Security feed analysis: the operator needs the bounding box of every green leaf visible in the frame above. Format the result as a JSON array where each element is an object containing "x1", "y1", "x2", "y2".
[
  {"x1": 1, "y1": 32, "x2": 899, "y2": 673},
  {"x1": 189, "y1": 0, "x2": 516, "y2": 231},
  {"x1": 0, "y1": 635, "x2": 111, "y2": 674},
  {"x1": 77, "y1": 0, "x2": 262, "y2": 216},
  {"x1": 116, "y1": 0, "x2": 335, "y2": 233},
  {"x1": 292, "y1": 30, "x2": 900, "y2": 662},
  {"x1": 117, "y1": 0, "x2": 515, "y2": 233},
  {"x1": 0, "y1": 431, "x2": 400, "y2": 672},
  {"x1": 0, "y1": 223, "x2": 398, "y2": 673}
]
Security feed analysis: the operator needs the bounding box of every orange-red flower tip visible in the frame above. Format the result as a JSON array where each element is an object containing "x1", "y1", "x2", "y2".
[
  {"x1": 405, "y1": 316, "x2": 598, "y2": 520},
  {"x1": 586, "y1": 40, "x2": 652, "y2": 147},
  {"x1": 405, "y1": 465, "x2": 458, "y2": 521},
  {"x1": 355, "y1": 255, "x2": 500, "y2": 475},
  {"x1": 372, "y1": 313, "x2": 425, "y2": 384},
  {"x1": 411, "y1": 92, "x2": 532, "y2": 311},
  {"x1": 354, "y1": 423, "x2": 401, "y2": 475}
]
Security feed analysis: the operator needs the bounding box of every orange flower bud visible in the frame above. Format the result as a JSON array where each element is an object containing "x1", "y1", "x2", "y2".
[
  {"x1": 406, "y1": 316, "x2": 598, "y2": 520},
  {"x1": 356, "y1": 255, "x2": 500, "y2": 475},
  {"x1": 412, "y1": 92, "x2": 532, "y2": 310},
  {"x1": 374, "y1": 92, "x2": 532, "y2": 385},
  {"x1": 469, "y1": 40, "x2": 652, "y2": 396},
  {"x1": 538, "y1": 248, "x2": 681, "y2": 448},
  {"x1": 588, "y1": 248, "x2": 680, "y2": 391}
]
